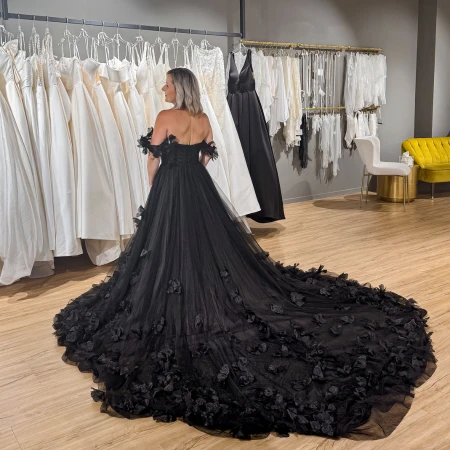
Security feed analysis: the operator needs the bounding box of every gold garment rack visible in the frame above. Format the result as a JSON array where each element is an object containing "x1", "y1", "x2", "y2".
[
  {"x1": 304, "y1": 105, "x2": 381, "y2": 112},
  {"x1": 240, "y1": 39, "x2": 382, "y2": 53}
]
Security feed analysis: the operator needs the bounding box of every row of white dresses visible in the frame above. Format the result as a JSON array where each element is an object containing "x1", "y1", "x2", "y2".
[
  {"x1": 344, "y1": 52, "x2": 387, "y2": 114},
  {"x1": 0, "y1": 34, "x2": 260, "y2": 285},
  {"x1": 345, "y1": 112, "x2": 378, "y2": 147},
  {"x1": 344, "y1": 52, "x2": 386, "y2": 147}
]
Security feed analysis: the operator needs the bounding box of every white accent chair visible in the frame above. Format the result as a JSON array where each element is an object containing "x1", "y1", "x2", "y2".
[{"x1": 354, "y1": 137, "x2": 411, "y2": 211}]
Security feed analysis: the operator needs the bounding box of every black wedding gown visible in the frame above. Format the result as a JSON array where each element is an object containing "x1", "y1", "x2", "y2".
[
  {"x1": 54, "y1": 132, "x2": 435, "y2": 440},
  {"x1": 227, "y1": 50, "x2": 285, "y2": 223}
]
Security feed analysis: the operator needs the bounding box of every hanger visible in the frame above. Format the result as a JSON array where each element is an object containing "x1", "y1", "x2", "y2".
[
  {"x1": 16, "y1": 14, "x2": 25, "y2": 52},
  {"x1": 152, "y1": 26, "x2": 164, "y2": 55},
  {"x1": 200, "y1": 30, "x2": 214, "y2": 50},
  {"x1": 97, "y1": 23, "x2": 113, "y2": 63},
  {"x1": 134, "y1": 25, "x2": 145, "y2": 61},
  {"x1": 112, "y1": 22, "x2": 130, "y2": 60},
  {"x1": 231, "y1": 41, "x2": 247, "y2": 54},
  {"x1": 171, "y1": 28, "x2": 180, "y2": 66}
]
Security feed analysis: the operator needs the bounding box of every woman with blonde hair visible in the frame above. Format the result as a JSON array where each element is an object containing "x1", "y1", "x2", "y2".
[{"x1": 54, "y1": 68, "x2": 434, "y2": 441}]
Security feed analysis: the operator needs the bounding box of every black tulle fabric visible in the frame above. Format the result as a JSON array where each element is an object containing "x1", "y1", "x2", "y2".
[{"x1": 54, "y1": 131, "x2": 435, "y2": 440}]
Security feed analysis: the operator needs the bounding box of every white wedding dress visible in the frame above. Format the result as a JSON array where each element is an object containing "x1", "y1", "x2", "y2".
[
  {"x1": 82, "y1": 58, "x2": 134, "y2": 241},
  {"x1": 0, "y1": 43, "x2": 53, "y2": 265},
  {"x1": 42, "y1": 36, "x2": 82, "y2": 257},
  {"x1": 0, "y1": 52, "x2": 42, "y2": 285},
  {"x1": 183, "y1": 47, "x2": 231, "y2": 202},
  {"x1": 59, "y1": 56, "x2": 120, "y2": 265},
  {"x1": 99, "y1": 61, "x2": 146, "y2": 215},
  {"x1": 193, "y1": 46, "x2": 260, "y2": 217}
]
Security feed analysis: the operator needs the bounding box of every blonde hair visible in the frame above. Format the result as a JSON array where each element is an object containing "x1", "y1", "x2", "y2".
[{"x1": 167, "y1": 68, "x2": 203, "y2": 115}]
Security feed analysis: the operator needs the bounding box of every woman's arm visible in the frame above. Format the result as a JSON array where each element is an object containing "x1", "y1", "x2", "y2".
[{"x1": 147, "y1": 112, "x2": 168, "y2": 187}]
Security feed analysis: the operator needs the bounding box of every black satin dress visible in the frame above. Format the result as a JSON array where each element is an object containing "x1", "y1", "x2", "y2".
[
  {"x1": 227, "y1": 50, "x2": 285, "y2": 223},
  {"x1": 53, "y1": 131, "x2": 435, "y2": 440}
]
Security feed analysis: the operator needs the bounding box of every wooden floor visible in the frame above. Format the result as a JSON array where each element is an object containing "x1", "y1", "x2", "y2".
[{"x1": 2, "y1": 192, "x2": 450, "y2": 450}]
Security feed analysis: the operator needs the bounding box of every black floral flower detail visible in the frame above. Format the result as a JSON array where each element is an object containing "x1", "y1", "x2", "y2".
[
  {"x1": 313, "y1": 314, "x2": 327, "y2": 326},
  {"x1": 88, "y1": 314, "x2": 100, "y2": 331},
  {"x1": 130, "y1": 272, "x2": 140, "y2": 285},
  {"x1": 246, "y1": 310, "x2": 256, "y2": 323},
  {"x1": 270, "y1": 304, "x2": 284, "y2": 314},
  {"x1": 273, "y1": 344, "x2": 292, "y2": 358},
  {"x1": 152, "y1": 317, "x2": 165, "y2": 334},
  {"x1": 239, "y1": 373, "x2": 255, "y2": 386},
  {"x1": 232, "y1": 357, "x2": 250, "y2": 371},
  {"x1": 140, "y1": 249, "x2": 148, "y2": 258},
  {"x1": 354, "y1": 355, "x2": 367, "y2": 369},
  {"x1": 217, "y1": 364, "x2": 230, "y2": 382},
  {"x1": 267, "y1": 364, "x2": 287, "y2": 375},
  {"x1": 91, "y1": 388, "x2": 105, "y2": 402},
  {"x1": 246, "y1": 342, "x2": 268, "y2": 354},
  {"x1": 167, "y1": 279, "x2": 182, "y2": 294},
  {"x1": 290, "y1": 292, "x2": 305, "y2": 307},
  {"x1": 340, "y1": 315, "x2": 355, "y2": 324},
  {"x1": 220, "y1": 267, "x2": 230, "y2": 279},
  {"x1": 329, "y1": 323, "x2": 343, "y2": 336},
  {"x1": 111, "y1": 327, "x2": 124, "y2": 342},
  {"x1": 201, "y1": 141, "x2": 219, "y2": 160},
  {"x1": 292, "y1": 378, "x2": 312, "y2": 391},
  {"x1": 191, "y1": 342, "x2": 210, "y2": 358},
  {"x1": 230, "y1": 289, "x2": 243, "y2": 304},
  {"x1": 195, "y1": 315, "x2": 203, "y2": 328},
  {"x1": 312, "y1": 363, "x2": 325, "y2": 380}
]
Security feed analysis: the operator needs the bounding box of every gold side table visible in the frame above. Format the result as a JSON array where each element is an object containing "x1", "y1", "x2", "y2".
[{"x1": 376, "y1": 164, "x2": 419, "y2": 202}]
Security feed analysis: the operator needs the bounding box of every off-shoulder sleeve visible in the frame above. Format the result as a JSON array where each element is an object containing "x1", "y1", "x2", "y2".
[
  {"x1": 201, "y1": 141, "x2": 219, "y2": 161},
  {"x1": 138, "y1": 128, "x2": 161, "y2": 158}
]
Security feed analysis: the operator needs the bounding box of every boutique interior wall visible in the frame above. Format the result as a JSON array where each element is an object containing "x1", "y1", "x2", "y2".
[{"x1": 6, "y1": 0, "x2": 421, "y2": 203}]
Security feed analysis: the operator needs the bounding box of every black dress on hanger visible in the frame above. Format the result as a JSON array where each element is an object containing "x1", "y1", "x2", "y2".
[
  {"x1": 227, "y1": 49, "x2": 285, "y2": 223},
  {"x1": 53, "y1": 130, "x2": 435, "y2": 441}
]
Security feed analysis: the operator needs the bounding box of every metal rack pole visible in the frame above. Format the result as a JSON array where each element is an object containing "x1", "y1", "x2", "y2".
[
  {"x1": 1, "y1": 0, "x2": 9, "y2": 20},
  {"x1": 0, "y1": 0, "x2": 243, "y2": 38},
  {"x1": 240, "y1": 0, "x2": 245, "y2": 39}
]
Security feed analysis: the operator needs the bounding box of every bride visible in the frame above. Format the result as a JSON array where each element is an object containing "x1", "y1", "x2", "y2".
[{"x1": 54, "y1": 67, "x2": 435, "y2": 440}]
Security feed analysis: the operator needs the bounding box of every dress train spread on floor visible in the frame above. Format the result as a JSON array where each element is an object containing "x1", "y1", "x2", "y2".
[{"x1": 54, "y1": 130, "x2": 435, "y2": 440}]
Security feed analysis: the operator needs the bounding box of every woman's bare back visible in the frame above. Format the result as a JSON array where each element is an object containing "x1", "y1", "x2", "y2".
[{"x1": 152, "y1": 109, "x2": 212, "y2": 146}]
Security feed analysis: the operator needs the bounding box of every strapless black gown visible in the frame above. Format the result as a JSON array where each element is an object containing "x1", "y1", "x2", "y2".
[{"x1": 53, "y1": 131, "x2": 435, "y2": 440}]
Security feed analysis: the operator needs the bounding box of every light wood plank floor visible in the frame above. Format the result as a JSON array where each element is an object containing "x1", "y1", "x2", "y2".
[{"x1": 2, "y1": 193, "x2": 450, "y2": 450}]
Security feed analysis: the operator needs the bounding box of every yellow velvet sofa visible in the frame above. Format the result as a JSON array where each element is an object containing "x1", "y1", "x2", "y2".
[{"x1": 402, "y1": 137, "x2": 450, "y2": 198}]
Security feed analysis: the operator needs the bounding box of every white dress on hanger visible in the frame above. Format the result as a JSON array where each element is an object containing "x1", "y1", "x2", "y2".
[
  {"x1": 82, "y1": 58, "x2": 134, "y2": 240},
  {"x1": 153, "y1": 44, "x2": 172, "y2": 110},
  {"x1": 257, "y1": 50, "x2": 273, "y2": 123},
  {"x1": 194, "y1": 46, "x2": 260, "y2": 217},
  {"x1": 42, "y1": 39, "x2": 82, "y2": 257},
  {"x1": 184, "y1": 47, "x2": 231, "y2": 203},
  {"x1": 0, "y1": 88, "x2": 40, "y2": 285},
  {"x1": 147, "y1": 46, "x2": 163, "y2": 125},
  {"x1": 59, "y1": 56, "x2": 120, "y2": 265},
  {"x1": 268, "y1": 57, "x2": 289, "y2": 137},
  {"x1": 28, "y1": 54, "x2": 56, "y2": 252},
  {"x1": 99, "y1": 61, "x2": 146, "y2": 216},
  {"x1": 0, "y1": 45, "x2": 52, "y2": 264},
  {"x1": 121, "y1": 57, "x2": 149, "y2": 194}
]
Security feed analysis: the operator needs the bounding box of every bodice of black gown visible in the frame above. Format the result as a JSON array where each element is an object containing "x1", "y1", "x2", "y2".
[{"x1": 53, "y1": 131, "x2": 435, "y2": 440}]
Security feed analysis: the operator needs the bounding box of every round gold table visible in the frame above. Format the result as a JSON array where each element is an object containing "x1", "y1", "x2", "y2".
[{"x1": 376, "y1": 164, "x2": 419, "y2": 202}]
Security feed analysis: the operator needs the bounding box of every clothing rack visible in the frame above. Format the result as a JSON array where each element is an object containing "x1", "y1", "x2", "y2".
[
  {"x1": 240, "y1": 39, "x2": 383, "y2": 53},
  {"x1": 0, "y1": 0, "x2": 245, "y2": 38},
  {"x1": 305, "y1": 106, "x2": 381, "y2": 111}
]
